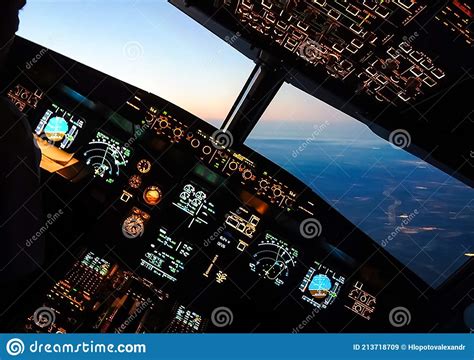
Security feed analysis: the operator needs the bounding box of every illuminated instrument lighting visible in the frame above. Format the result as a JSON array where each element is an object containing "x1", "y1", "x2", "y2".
[
  {"x1": 35, "y1": 103, "x2": 85, "y2": 150},
  {"x1": 250, "y1": 233, "x2": 299, "y2": 286},
  {"x1": 137, "y1": 159, "x2": 152, "y2": 174},
  {"x1": 140, "y1": 227, "x2": 194, "y2": 282},
  {"x1": 128, "y1": 174, "x2": 142, "y2": 189},
  {"x1": 84, "y1": 131, "x2": 132, "y2": 183},
  {"x1": 143, "y1": 186, "x2": 163, "y2": 206},
  {"x1": 122, "y1": 207, "x2": 150, "y2": 239},
  {"x1": 300, "y1": 261, "x2": 345, "y2": 311}
]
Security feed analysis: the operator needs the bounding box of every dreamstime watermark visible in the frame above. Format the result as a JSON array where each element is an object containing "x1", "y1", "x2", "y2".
[
  {"x1": 26, "y1": 209, "x2": 64, "y2": 248},
  {"x1": 203, "y1": 209, "x2": 243, "y2": 247},
  {"x1": 389, "y1": 306, "x2": 412, "y2": 328},
  {"x1": 6, "y1": 338, "x2": 24, "y2": 356},
  {"x1": 203, "y1": 224, "x2": 227, "y2": 247},
  {"x1": 211, "y1": 307, "x2": 233, "y2": 328},
  {"x1": 381, "y1": 208, "x2": 419, "y2": 247},
  {"x1": 298, "y1": 39, "x2": 324, "y2": 62},
  {"x1": 33, "y1": 306, "x2": 56, "y2": 329},
  {"x1": 123, "y1": 41, "x2": 144, "y2": 61},
  {"x1": 381, "y1": 32, "x2": 419, "y2": 70},
  {"x1": 5, "y1": 338, "x2": 146, "y2": 356},
  {"x1": 292, "y1": 308, "x2": 319, "y2": 333},
  {"x1": 292, "y1": 121, "x2": 330, "y2": 158},
  {"x1": 124, "y1": 122, "x2": 151, "y2": 148},
  {"x1": 224, "y1": 31, "x2": 241, "y2": 46},
  {"x1": 115, "y1": 298, "x2": 152, "y2": 333},
  {"x1": 25, "y1": 48, "x2": 48, "y2": 70},
  {"x1": 389, "y1": 129, "x2": 411, "y2": 149},
  {"x1": 299, "y1": 218, "x2": 323, "y2": 239},
  {"x1": 211, "y1": 129, "x2": 234, "y2": 150}
]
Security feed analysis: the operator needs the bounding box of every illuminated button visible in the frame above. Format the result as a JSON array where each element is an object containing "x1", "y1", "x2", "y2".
[
  {"x1": 202, "y1": 145, "x2": 212, "y2": 155},
  {"x1": 242, "y1": 169, "x2": 253, "y2": 180},
  {"x1": 273, "y1": 187, "x2": 283, "y2": 197},
  {"x1": 143, "y1": 186, "x2": 163, "y2": 206},
  {"x1": 145, "y1": 112, "x2": 156, "y2": 124},
  {"x1": 173, "y1": 128, "x2": 184, "y2": 137},
  {"x1": 237, "y1": 240, "x2": 249, "y2": 252},
  {"x1": 159, "y1": 119, "x2": 169, "y2": 129},
  {"x1": 120, "y1": 190, "x2": 133, "y2": 203},
  {"x1": 228, "y1": 161, "x2": 239, "y2": 171},
  {"x1": 259, "y1": 179, "x2": 269, "y2": 190}
]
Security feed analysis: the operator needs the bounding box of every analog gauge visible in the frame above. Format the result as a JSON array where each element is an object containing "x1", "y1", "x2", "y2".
[
  {"x1": 137, "y1": 159, "x2": 152, "y2": 174},
  {"x1": 122, "y1": 215, "x2": 145, "y2": 239},
  {"x1": 249, "y1": 233, "x2": 299, "y2": 286},
  {"x1": 143, "y1": 186, "x2": 163, "y2": 206},
  {"x1": 128, "y1": 174, "x2": 142, "y2": 189}
]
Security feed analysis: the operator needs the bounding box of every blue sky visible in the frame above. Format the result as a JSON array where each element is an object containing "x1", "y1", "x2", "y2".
[
  {"x1": 17, "y1": 0, "x2": 358, "y2": 133},
  {"x1": 18, "y1": 0, "x2": 253, "y2": 122}
]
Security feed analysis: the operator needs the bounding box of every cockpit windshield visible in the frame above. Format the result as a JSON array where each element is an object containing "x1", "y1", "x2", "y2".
[
  {"x1": 18, "y1": 0, "x2": 254, "y2": 127},
  {"x1": 19, "y1": 1, "x2": 474, "y2": 289},
  {"x1": 246, "y1": 84, "x2": 474, "y2": 288}
]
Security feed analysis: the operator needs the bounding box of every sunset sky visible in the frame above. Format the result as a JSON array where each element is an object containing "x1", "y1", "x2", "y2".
[{"x1": 18, "y1": 0, "x2": 356, "y2": 131}]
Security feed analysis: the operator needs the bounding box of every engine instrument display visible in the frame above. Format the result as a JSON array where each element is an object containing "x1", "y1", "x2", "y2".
[
  {"x1": 249, "y1": 233, "x2": 299, "y2": 286},
  {"x1": 140, "y1": 226, "x2": 194, "y2": 282},
  {"x1": 172, "y1": 183, "x2": 216, "y2": 228},
  {"x1": 84, "y1": 131, "x2": 132, "y2": 183},
  {"x1": 299, "y1": 261, "x2": 345, "y2": 311},
  {"x1": 34, "y1": 103, "x2": 85, "y2": 150}
]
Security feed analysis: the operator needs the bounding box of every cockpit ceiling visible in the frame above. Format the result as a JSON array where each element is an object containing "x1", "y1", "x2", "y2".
[{"x1": 170, "y1": 0, "x2": 474, "y2": 187}]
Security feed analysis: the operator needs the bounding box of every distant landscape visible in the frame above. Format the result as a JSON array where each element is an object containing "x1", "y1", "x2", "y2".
[{"x1": 246, "y1": 135, "x2": 474, "y2": 288}]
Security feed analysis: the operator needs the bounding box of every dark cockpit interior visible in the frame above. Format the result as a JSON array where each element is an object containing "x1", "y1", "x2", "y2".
[{"x1": 0, "y1": 0, "x2": 472, "y2": 333}]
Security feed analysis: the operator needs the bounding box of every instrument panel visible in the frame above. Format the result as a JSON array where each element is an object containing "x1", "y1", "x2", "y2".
[{"x1": 1, "y1": 36, "x2": 451, "y2": 333}]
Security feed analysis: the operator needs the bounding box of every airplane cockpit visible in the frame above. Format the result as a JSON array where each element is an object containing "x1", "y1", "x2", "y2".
[{"x1": 1, "y1": 0, "x2": 473, "y2": 333}]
